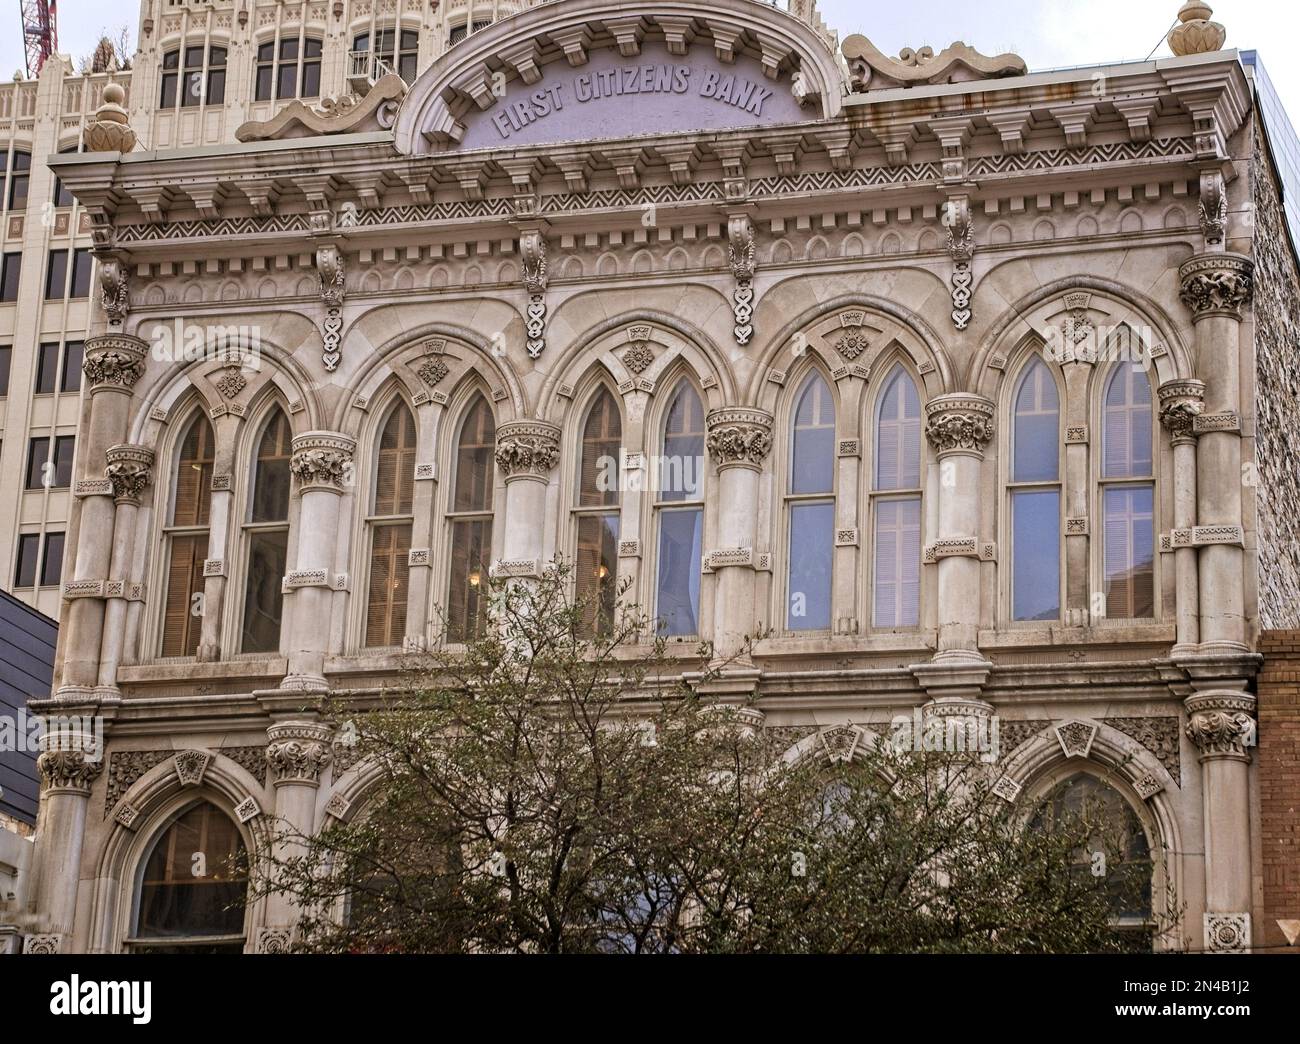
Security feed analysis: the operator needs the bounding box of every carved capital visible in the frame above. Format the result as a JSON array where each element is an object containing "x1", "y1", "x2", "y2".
[
  {"x1": 924, "y1": 394, "x2": 995, "y2": 456},
  {"x1": 97, "y1": 256, "x2": 130, "y2": 325},
  {"x1": 83, "y1": 334, "x2": 147, "y2": 390},
  {"x1": 705, "y1": 407, "x2": 774, "y2": 469},
  {"x1": 265, "y1": 722, "x2": 333, "y2": 787},
  {"x1": 289, "y1": 431, "x2": 356, "y2": 492},
  {"x1": 495, "y1": 420, "x2": 561, "y2": 478},
  {"x1": 1185, "y1": 691, "x2": 1257, "y2": 761},
  {"x1": 104, "y1": 444, "x2": 155, "y2": 504},
  {"x1": 1157, "y1": 378, "x2": 1206, "y2": 442},
  {"x1": 38, "y1": 747, "x2": 104, "y2": 794},
  {"x1": 1178, "y1": 253, "x2": 1254, "y2": 319}
]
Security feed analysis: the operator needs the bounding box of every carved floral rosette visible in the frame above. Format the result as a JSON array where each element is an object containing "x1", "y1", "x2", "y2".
[
  {"x1": 265, "y1": 722, "x2": 334, "y2": 787},
  {"x1": 104, "y1": 443, "x2": 156, "y2": 504},
  {"x1": 705, "y1": 407, "x2": 774, "y2": 470},
  {"x1": 1178, "y1": 253, "x2": 1254, "y2": 320},
  {"x1": 1185, "y1": 691, "x2": 1257, "y2": 761},
  {"x1": 82, "y1": 334, "x2": 148, "y2": 391},
  {"x1": 1157, "y1": 378, "x2": 1206, "y2": 442},
  {"x1": 494, "y1": 420, "x2": 562, "y2": 479},
  {"x1": 923, "y1": 394, "x2": 995, "y2": 456},
  {"x1": 289, "y1": 431, "x2": 356, "y2": 492}
]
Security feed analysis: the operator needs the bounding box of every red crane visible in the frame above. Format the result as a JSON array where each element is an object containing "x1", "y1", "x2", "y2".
[{"x1": 20, "y1": 0, "x2": 58, "y2": 77}]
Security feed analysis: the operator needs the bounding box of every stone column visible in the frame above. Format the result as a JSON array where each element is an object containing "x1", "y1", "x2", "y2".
[
  {"x1": 704, "y1": 407, "x2": 774, "y2": 663},
  {"x1": 1178, "y1": 254, "x2": 1253, "y2": 655},
  {"x1": 922, "y1": 394, "x2": 995, "y2": 664},
  {"x1": 96, "y1": 445, "x2": 154, "y2": 697},
  {"x1": 282, "y1": 432, "x2": 355, "y2": 691},
  {"x1": 1158, "y1": 379, "x2": 1205, "y2": 654},
  {"x1": 260, "y1": 720, "x2": 332, "y2": 946},
  {"x1": 493, "y1": 420, "x2": 561, "y2": 574},
  {"x1": 57, "y1": 335, "x2": 147, "y2": 700},
  {"x1": 24, "y1": 731, "x2": 103, "y2": 952},
  {"x1": 1186, "y1": 691, "x2": 1257, "y2": 951}
]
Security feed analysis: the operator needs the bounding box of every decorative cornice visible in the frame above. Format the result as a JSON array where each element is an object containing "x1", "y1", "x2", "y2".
[
  {"x1": 289, "y1": 431, "x2": 356, "y2": 492},
  {"x1": 705, "y1": 407, "x2": 774, "y2": 469},
  {"x1": 495, "y1": 420, "x2": 562, "y2": 478},
  {"x1": 1185, "y1": 691, "x2": 1256, "y2": 760},
  {"x1": 843, "y1": 35, "x2": 1027, "y2": 91},
  {"x1": 82, "y1": 334, "x2": 147, "y2": 390},
  {"x1": 265, "y1": 722, "x2": 334, "y2": 787},
  {"x1": 1178, "y1": 252, "x2": 1254, "y2": 319},
  {"x1": 1157, "y1": 378, "x2": 1206, "y2": 442},
  {"x1": 104, "y1": 444, "x2": 155, "y2": 504},
  {"x1": 236, "y1": 74, "x2": 407, "y2": 142},
  {"x1": 923, "y1": 394, "x2": 995, "y2": 456}
]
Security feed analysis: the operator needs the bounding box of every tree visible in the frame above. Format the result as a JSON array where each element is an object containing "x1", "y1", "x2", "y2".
[
  {"x1": 79, "y1": 27, "x2": 133, "y2": 74},
  {"x1": 254, "y1": 565, "x2": 1159, "y2": 953}
]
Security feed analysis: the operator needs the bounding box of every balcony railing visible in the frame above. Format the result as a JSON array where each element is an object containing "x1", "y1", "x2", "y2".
[{"x1": 347, "y1": 50, "x2": 395, "y2": 93}]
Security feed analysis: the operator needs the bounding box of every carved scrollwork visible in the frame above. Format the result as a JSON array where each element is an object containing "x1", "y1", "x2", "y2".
[
  {"x1": 520, "y1": 229, "x2": 549, "y2": 358},
  {"x1": 1198, "y1": 169, "x2": 1227, "y2": 246},
  {"x1": 705, "y1": 407, "x2": 774, "y2": 469},
  {"x1": 265, "y1": 723, "x2": 334, "y2": 787},
  {"x1": 38, "y1": 748, "x2": 104, "y2": 794},
  {"x1": 97, "y1": 256, "x2": 130, "y2": 325},
  {"x1": 728, "y1": 214, "x2": 756, "y2": 345},
  {"x1": 923, "y1": 394, "x2": 995, "y2": 456},
  {"x1": 495, "y1": 420, "x2": 562, "y2": 478}
]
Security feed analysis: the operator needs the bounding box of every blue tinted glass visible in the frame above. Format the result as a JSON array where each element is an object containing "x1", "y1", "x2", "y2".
[
  {"x1": 787, "y1": 501, "x2": 834, "y2": 630},
  {"x1": 656, "y1": 507, "x2": 702, "y2": 636},
  {"x1": 1013, "y1": 360, "x2": 1059, "y2": 482},
  {"x1": 1012, "y1": 490, "x2": 1061, "y2": 621},
  {"x1": 792, "y1": 375, "x2": 834, "y2": 494}
]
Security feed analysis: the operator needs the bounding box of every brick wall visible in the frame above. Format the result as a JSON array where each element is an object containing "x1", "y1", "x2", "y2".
[{"x1": 1258, "y1": 630, "x2": 1300, "y2": 952}]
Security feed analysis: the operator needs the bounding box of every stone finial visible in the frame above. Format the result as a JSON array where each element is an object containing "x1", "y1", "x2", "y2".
[
  {"x1": 84, "y1": 81, "x2": 137, "y2": 153},
  {"x1": 1167, "y1": 2, "x2": 1227, "y2": 56}
]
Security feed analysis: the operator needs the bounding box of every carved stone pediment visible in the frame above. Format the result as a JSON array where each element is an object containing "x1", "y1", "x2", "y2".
[
  {"x1": 236, "y1": 74, "x2": 407, "y2": 143},
  {"x1": 843, "y1": 36, "x2": 1026, "y2": 92}
]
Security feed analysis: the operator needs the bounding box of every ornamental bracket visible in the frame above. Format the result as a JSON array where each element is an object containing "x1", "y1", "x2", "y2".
[
  {"x1": 728, "y1": 213, "x2": 757, "y2": 345},
  {"x1": 520, "y1": 227, "x2": 549, "y2": 358},
  {"x1": 314, "y1": 238, "x2": 346, "y2": 372},
  {"x1": 943, "y1": 194, "x2": 974, "y2": 330}
]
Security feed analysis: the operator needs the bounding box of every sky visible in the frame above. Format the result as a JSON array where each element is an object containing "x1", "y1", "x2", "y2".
[{"x1": 4, "y1": 0, "x2": 1299, "y2": 117}]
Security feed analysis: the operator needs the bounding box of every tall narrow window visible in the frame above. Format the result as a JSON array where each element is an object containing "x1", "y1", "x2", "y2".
[
  {"x1": 162, "y1": 415, "x2": 215, "y2": 657},
  {"x1": 1101, "y1": 362, "x2": 1155, "y2": 619},
  {"x1": 574, "y1": 388, "x2": 621, "y2": 636},
  {"x1": 872, "y1": 365, "x2": 922, "y2": 628},
  {"x1": 240, "y1": 410, "x2": 290, "y2": 653},
  {"x1": 6, "y1": 150, "x2": 29, "y2": 210},
  {"x1": 654, "y1": 380, "x2": 705, "y2": 637},
  {"x1": 786, "y1": 373, "x2": 835, "y2": 631},
  {"x1": 130, "y1": 803, "x2": 248, "y2": 953},
  {"x1": 353, "y1": 28, "x2": 419, "y2": 83},
  {"x1": 366, "y1": 403, "x2": 416, "y2": 647},
  {"x1": 1010, "y1": 357, "x2": 1062, "y2": 621},
  {"x1": 446, "y1": 396, "x2": 495, "y2": 642}
]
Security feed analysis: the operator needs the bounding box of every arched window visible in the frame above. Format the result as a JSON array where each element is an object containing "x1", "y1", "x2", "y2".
[
  {"x1": 1010, "y1": 357, "x2": 1062, "y2": 621},
  {"x1": 786, "y1": 373, "x2": 835, "y2": 631},
  {"x1": 871, "y1": 365, "x2": 922, "y2": 629},
  {"x1": 1031, "y1": 774, "x2": 1154, "y2": 950},
  {"x1": 4, "y1": 149, "x2": 30, "y2": 210},
  {"x1": 366, "y1": 403, "x2": 416, "y2": 647},
  {"x1": 1101, "y1": 362, "x2": 1155, "y2": 619},
  {"x1": 240, "y1": 409, "x2": 291, "y2": 653},
  {"x1": 162, "y1": 414, "x2": 215, "y2": 657},
  {"x1": 654, "y1": 380, "x2": 705, "y2": 637},
  {"x1": 130, "y1": 803, "x2": 248, "y2": 953},
  {"x1": 573, "y1": 387, "x2": 621, "y2": 636},
  {"x1": 160, "y1": 44, "x2": 227, "y2": 108},
  {"x1": 255, "y1": 35, "x2": 323, "y2": 101},
  {"x1": 446, "y1": 395, "x2": 495, "y2": 642}
]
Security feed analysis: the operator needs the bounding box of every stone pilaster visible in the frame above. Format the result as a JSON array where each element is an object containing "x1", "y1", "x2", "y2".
[
  {"x1": 704, "y1": 407, "x2": 773, "y2": 663},
  {"x1": 1185, "y1": 690, "x2": 1257, "y2": 951},
  {"x1": 1179, "y1": 253, "x2": 1253, "y2": 655},
  {"x1": 1158, "y1": 379, "x2": 1205, "y2": 654},
  {"x1": 282, "y1": 431, "x2": 355, "y2": 691},
  {"x1": 922, "y1": 394, "x2": 994, "y2": 664},
  {"x1": 262, "y1": 720, "x2": 332, "y2": 931},
  {"x1": 96, "y1": 445, "x2": 154, "y2": 697},
  {"x1": 494, "y1": 419, "x2": 561, "y2": 577},
  {"x1": 57, "y1": 335, "x2": 148, "y2": 700}
]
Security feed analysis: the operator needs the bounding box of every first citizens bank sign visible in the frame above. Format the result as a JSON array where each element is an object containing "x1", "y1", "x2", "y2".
[{"x1": 456, "y1": 42, "x2": 809, "y2": 149}]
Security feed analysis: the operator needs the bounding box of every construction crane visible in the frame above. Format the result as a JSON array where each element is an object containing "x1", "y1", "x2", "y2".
[{"x1": 20, "y1": 0, "x2": 58, "y2": 77}]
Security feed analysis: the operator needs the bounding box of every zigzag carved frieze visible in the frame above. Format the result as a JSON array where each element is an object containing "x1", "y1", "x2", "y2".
[{"x1": 112, "y1": 136, "x2": 1195, "y2": 244}]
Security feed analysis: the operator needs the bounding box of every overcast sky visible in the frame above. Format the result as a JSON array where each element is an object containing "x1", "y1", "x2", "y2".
[{"x1": 4, "y1": 1, "x2": 1298, "y2": 119}]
